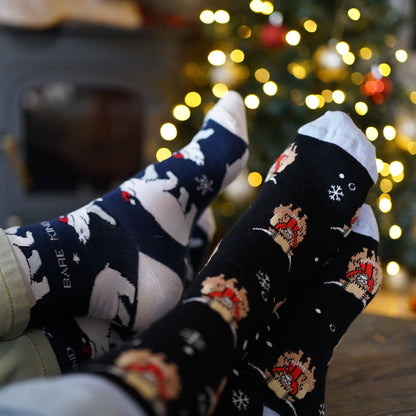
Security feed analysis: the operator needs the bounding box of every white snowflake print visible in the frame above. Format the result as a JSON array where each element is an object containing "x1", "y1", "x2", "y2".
[
  {"x1": 195, "y1": 175, "x2": 214, "y2": 195},
  {"x1": 179, "y1": 328, "x2": 206, "y2": 355},
  {"x1": 232, "y1": 389, "x2": 250, "y2": 411},
  {"x1": 73, "y1": 253, "x2": 80, "y2": 264},
  {"x1": 328, "y1": 184, "x2": 344, "y2": 201},
  {"x1": 256, "y1": 270, "x2": 271, "y2": 292},
  {"x1": 319, "y1": 403, "x2": 325, "y2": 415}
]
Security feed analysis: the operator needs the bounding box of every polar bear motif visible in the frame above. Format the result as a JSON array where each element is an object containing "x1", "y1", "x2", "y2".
[
  {"x1": 5, "y1": 228, "x2": 50, "y2": 306},
  {"x1": 120, "y1": 165, "x2": 197, "y2": 246},
  {"x1": 59, "y1": 198, "x2": 116, "y2": 245}
]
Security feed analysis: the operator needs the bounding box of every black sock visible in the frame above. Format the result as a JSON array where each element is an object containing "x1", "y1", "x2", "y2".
[
  {"x1": 213, "y1": 205, "x2": 381, "y2": 416},
  {"x1": 83, "y1": 112, "x2": 377, "y2": 416}
]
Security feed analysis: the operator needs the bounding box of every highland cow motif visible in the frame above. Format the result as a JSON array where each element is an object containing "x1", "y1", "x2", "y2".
[
  {"x1": 325, "y1": 247, "x2": 382, "y2": 306},
  {"x1": 115, "y1": 349, "x2": 182, "y2": 403},
  {"x1": 252, "y1": 204, "x2": 307, "y2": 268},
  {"x1": 200, "y1": 274, "x2": 249, "y2": 328},
  {"x1": 266, "y1": 144, "x2": 298, "y2": 183},
  {"x1": 266, "y1": 143, "x2": 298, "y2": 183},
  {"x1": 342, "y1": 248, "x2": 381, "y2": 303},
  {"x1": 330, "y1": 207, "x2": 361, "y2": 237},
  {"x1": 264, "y1": 350, "x2": 316, "y2": 403},
  {"x1": 269, "y1": 204, "x2": 307, "y2": 256}
]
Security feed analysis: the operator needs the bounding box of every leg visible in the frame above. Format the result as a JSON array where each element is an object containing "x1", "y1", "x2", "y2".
[{"x1": 3, "y1": 91, "x2": 248, "y2": 335}]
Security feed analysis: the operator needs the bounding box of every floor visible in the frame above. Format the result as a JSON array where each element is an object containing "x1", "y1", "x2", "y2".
[{"x1": 326, "y1": 287, "x2": 416, "y2": 416}]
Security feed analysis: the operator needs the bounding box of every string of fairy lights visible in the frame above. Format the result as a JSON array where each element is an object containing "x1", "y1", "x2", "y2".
[{"x1": 155, "y1": 1, "x2": 416, "y2": 277}]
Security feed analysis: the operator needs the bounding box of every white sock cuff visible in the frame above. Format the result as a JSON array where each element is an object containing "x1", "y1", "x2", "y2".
[
  {"x1": 263, "y1": 405, "x2": 282, "y2": 416},
  {"x1": 354, "y1": 204, "x2": 379, "y2": 242},
  {"x1": 298, "y1": 111, "x2": 378, "y2": 183},
  {"x1": 204, "y1": 91, "x2": 249, "y2": 144}
]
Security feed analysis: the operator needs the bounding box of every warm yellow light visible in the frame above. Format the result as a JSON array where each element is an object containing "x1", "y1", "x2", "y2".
[
  {"x1": 380, "y1": 178, "x2": 393, "y2": 193},
  {"x1": 348, "y1": 7, "x2": 361, "y2": 21},
  {"x1": 249, "y1": 0, "x2": 263, "y2": 13},
  {"x1": 263, "y1": 81, "x2": 278, "y2": 96},
  {"x1": 336, "y1": 41, "x2": 350, "y2": 55},
  {"x1": 160, "y1": 123, "x2": 177, "y2": 141},
  {"x1": 332, "y1": 90, "x2": 345, "y2": 104},
  {"x1": 380, "y1": 162, "x2": 390, "y2": 176},
  {"x1": 321, "y1": 89, "x2": 333, "y2": 102},
  {"x1": 244, "y1": 94, "x2": 260, "y2": 109},
  {"x1": 214, "y1": 10, "x2": 230, "y2": 24},
  {"x1": 389, "y1": 225, "x2": 402, "y2": 240},
  {"x1": 375, "y1": 158, "x2": 384, "y2": 173},
  {"x1": 392, "y1": 172, "x2": 404, "y2": 183},
  {"x1": 366, "y1": 126, "x2": 378, "y2": 141},
  {"x1": 172, "y1": 104, "x2": 191, "y2": 121},
  {"x1": 389, "y1": 161, "x2": 404, "y2": 176},
  {"x1": 208, "y1": 50, "x2": 226, "y2": 66},
  {"x1": 212, "y1": 83, "x2": 228, "y2": 98},
  {"x1": 199, "y1": 10, "x2": 215, "y2": 24},
  {"x1": 315, "y1": 95, "x2": 325, "y2": 108},
  {"x1": 386, "y1": 261, "x2": 400, "y2": 276},
  {"x1": 351, "y1": 72, "x2": 364, "y2": 85},
  {"x1": 156, "y1": 147, "x2": 172, "y2": 162},
  {"x1": 410, "y1": 91, "x2": 416, "y2": 104},
  {"x1": 359, "y1": 47, "x2": 372, "y2": 60},
  {"x1": 255, "y1": 68, "x2": 270, "y2": 83},
  {"x1": 285, "y1": 30, "x2": 301, "y2": 46},
  {"x1": 305, "y1": 94, "x2": 320, "y2": 110},
  {"x1": 408, "y1": 141, "x2": 416, "y2": 155},
  {"x1": 184, "y1": 91, "x2": 202, "y2": 108},
  {"x1": 303, "y1": 19, "x2": 317, "y2": 33},
  {"x1": 237, "y1": 25, "x2": 251, "y2": 38},
  {"x1": 342, "y1": 52, "x2": 355, "y2": 65},
  {"x1": 230, "y1": 49, "x2": 245, "y2": 63},
  {"x1": 383, "y1": 125, "x2": 396, "y2": 140},
  {"x1": 355, "y1": 101, "x2": 368, "y2": 116},
  {"x1": 378, "y1": 194, "x2": 392, "y2": 213},
  {"x1": 379, "y1": 63, "x2": 391, "y2": 77},
  {"x1": 395, "y1": 49, "x2": 408, "y2": 63},
  {"x1": 288, "y1": 63, "x2": 307, "y2": 79},
  {"x1": 261, "y1": 1, "x2": 274, "y2": 15},
  {"x1": 248, "y1": 171, "x2": 263, "y2": 187}
]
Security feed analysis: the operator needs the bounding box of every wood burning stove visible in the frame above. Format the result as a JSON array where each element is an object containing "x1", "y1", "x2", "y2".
[{"x1": 0, "y1": 25, "x2": 187, "y2": 227}]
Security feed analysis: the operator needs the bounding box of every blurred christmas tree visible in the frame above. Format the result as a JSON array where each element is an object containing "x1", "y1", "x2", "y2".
[{"x1": 155, "y1": 0, "x2": 416, "y2": 278}]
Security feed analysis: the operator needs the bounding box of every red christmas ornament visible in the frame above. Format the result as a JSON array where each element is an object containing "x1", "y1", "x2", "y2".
[
  {"x1": 260, "y1": 23, "x2": 288, "y2": 49},
  {"x1": 360, "y1": 72, "x2": 393, "y2": 104}
]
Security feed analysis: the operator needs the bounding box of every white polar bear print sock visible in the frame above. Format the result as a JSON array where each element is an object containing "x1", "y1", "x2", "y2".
[{"x1": 6, "y1": 91, "x2": 248, "y2": 333}]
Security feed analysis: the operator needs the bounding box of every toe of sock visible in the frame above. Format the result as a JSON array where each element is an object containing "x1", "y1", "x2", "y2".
[
  {"x1": 204, "y1": 91, "x2": 249, "y2": 144},
  {"x1": 354, "y1": 204, "x2": 379, "y2": 242},
  {"x1": 298, "y1": 111, "x2": 378, "y2": 183}
]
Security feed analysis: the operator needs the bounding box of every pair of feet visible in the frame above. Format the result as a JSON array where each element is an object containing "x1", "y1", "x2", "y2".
[{"x1": 7, "y1": 91, "x2": 380, "y2": 416}]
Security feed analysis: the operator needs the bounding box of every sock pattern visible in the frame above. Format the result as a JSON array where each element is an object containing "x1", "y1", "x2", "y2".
[
  {"x1": 213, "y1": 204, "x2": 381, "y2": 416},
  {"x1": 42, "y1": 317, "x2": 126, "y2": 373},
  {"x1": 6, "y1": 92, "x2": 248, "y2": 333},
  {"x1": 84, "y1": 112, "x2": 377, "y2": 416},
  {"x1": 43, "y1": 209, "x2": 217, "y2": 373}
]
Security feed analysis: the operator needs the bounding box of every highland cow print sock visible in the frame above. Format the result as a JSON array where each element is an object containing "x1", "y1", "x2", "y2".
[
  {"x1": 83, "y1": 112, "x2": 377, "y2": 416},
  {"x1": 5, "y1": 91, "x2": 249, "y2": 333},
  {"x1": 213, "y1": 205, "x2": 381, "y2": 416}
]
